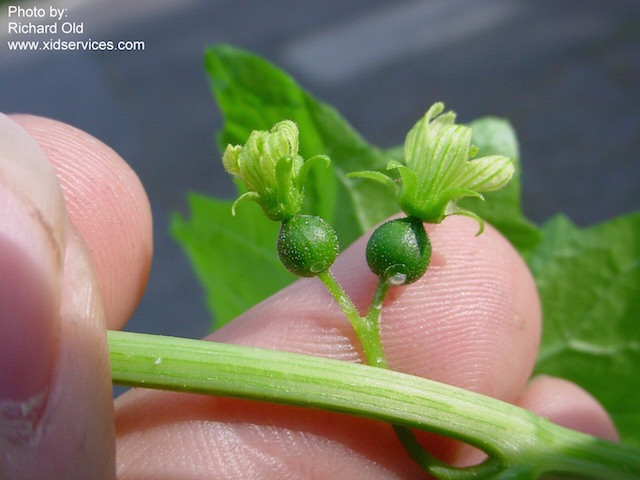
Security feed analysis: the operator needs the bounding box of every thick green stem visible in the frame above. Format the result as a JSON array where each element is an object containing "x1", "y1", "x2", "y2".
[{"x1": 109, "y1": 330, "x2": 640, "y2": 479}]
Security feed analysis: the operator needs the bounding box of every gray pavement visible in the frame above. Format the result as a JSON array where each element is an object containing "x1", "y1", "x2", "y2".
[{"x1": 1, "y1": 0, "x2": 639, "y2": 339}]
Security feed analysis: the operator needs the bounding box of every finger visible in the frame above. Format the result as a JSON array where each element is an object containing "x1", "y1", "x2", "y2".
[
  {"x1": 115, "y1": 215, "x2": 541, "y2": 477},
  {"x1": 0, "y1": 115, "x2": 114, "y2": 478},
  {"x1": 10, "y1": 115, "x2": 153, "y2": 330},
  {"x1": 515, "y1": 375, "x2": 618, "y2": 441}
]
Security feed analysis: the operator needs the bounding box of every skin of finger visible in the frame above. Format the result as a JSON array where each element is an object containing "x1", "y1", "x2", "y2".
[
  {"x1": 515, "y1": 375, "x2": 619, "y2": 441},
  {"x1": 0, "y1": 116, "x2": 114, "y2": 478},
  {"x1": 7, "y1": 228, "x2": 116, "y2": 479},
  {"x1": 10, "y1": 114, "x2": 153, "y2": 330},
  {"x1": 0, "y1": 113, "x2": 66, "y2": 403},
  {"x1": 115, "y1": 216, "x2": 541, "y2": 478}
]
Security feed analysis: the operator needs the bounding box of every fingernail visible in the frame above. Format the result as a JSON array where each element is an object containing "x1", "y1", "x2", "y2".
[{"x1": 0, "y1": 114, "x2": 66, "y2": 444}]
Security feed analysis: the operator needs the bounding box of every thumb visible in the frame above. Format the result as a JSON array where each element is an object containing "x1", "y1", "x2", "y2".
[{"x1": 0, "y1": 114, "x2": 115, "y2": 478}]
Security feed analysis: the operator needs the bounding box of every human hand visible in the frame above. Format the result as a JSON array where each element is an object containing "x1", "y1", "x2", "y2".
[
  {"x1": 0, "y1": 114, "x2": 618, "y2": 479},
  {"x1": 0, "y1": 113, "x2": 151, "y2": 478}
]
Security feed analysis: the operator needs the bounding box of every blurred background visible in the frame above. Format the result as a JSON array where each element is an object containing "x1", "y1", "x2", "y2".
[{"x1": 1, "y1": 0, "x2": 639, "y2": 339}]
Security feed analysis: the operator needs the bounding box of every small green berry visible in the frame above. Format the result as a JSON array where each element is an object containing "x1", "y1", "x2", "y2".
[
  {"x1": 277, "y1": 215, "x2": 339, "y2": 277},
  {"x1": 366, "y1": 216, "x2": 431, "y2": 285}
]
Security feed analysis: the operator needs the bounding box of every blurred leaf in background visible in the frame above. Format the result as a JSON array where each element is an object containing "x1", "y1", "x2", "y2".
[{"x1": 530, "y1": 212, "x2": 640, "y2": 447}]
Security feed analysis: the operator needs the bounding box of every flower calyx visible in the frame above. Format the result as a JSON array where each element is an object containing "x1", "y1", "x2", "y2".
[
  {"x1": 222, "y1": 120, "x2": 329, "y2": 221},
  {"x1": 348, "y1": 103, "x2": 514, "y2": 233}
]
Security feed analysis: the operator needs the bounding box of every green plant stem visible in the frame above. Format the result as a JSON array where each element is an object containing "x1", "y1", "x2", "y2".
[
  {"x1": 317, "y1": 270, "x2": 386, "y2": 367},
  {"x1": 364, "y1": 279, "x2": 390, "y2": 368},
  {"x1": 362, "y1": 279, "x2": 446, "y2": 473},
  {"x1": 109, "y1": 330, "x2": 640, "y2": 479},
  {"x1": 319, "y1": 273, "x2": 453, "y2": 472}
]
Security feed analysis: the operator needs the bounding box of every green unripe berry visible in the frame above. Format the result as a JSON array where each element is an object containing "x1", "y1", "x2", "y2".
[
  {"x1": 278, "y1": 215, "x2": 339, "y2": 277},
  {"x1": 366, "y1": 216, "x2": 431, "y2": 285}
]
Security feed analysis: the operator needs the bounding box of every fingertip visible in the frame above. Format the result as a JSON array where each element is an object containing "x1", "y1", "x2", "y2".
[
  {"x1": 516, "y1": 375, "x2": 619, "y2": 441},
  {"x1": 369, "y1": 216, "x2": 542, "y2": 401},
  {"x1": 10, "y1": 114, "x2": 153, "y2": 329}
]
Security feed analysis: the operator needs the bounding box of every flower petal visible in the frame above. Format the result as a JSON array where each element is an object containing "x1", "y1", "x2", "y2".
[
  {"x1": 456, "y1": 155, "x2": 514, "y2": 192},
  {"x1": 265, "y1": 120, "x2": 299, "y2": 163},
  {"x1": 222, "y1": 144, "x2": 241, "y2": 176},
  {"x1": 425, "y1": 124, "x2": 472, "y2": 196}
]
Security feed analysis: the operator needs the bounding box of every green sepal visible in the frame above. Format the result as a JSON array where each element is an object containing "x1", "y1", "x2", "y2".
[
  {"x1": 449, "y1": 208, "x2": 486, "y2": 235},
  {"x1": 347, "y1": 169, "x2": 399, "y2": 193},
  {"x1": 230, "y1": 191, "x2": 261, "y2": 216},
  {"x1": 387, "y1": 161, "x2": 418, "y2": 209},
  {"x1": 440, "y1": 187, "x2": 486, "y2": 233},
  {"x1": 296, "y1": 154, "x2": 331, "y2": 190}
]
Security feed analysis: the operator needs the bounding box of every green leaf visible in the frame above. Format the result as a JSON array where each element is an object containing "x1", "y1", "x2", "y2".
[
  {"x1": 171, "y1": 193, "x2": 295, "y2": 327},
  {"x1": 205, "y1": 44, "x2": 398, "y2": 245},
  {"x1": 530, "y1": 212, "x2": 640, "y2": 447},
  {"x1": 461, "y1": 117, "x2": 541, "y2": 256}
]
